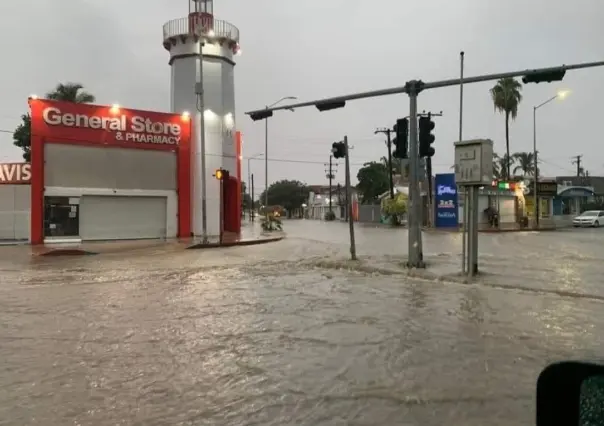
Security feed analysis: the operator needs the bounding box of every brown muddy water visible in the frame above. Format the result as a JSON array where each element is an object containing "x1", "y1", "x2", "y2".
[{"x1": 1, "y1": 221, "x2": 602, "y2": 425}]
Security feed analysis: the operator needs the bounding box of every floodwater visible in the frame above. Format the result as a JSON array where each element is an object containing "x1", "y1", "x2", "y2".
[{"x1": 1, "y1": 221, "x2": 603, "y2": 425}]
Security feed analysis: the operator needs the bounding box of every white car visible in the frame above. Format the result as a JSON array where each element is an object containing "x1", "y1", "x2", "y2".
[{"x1": 572, "y1": 210, "x2": 604, "y2": 228}]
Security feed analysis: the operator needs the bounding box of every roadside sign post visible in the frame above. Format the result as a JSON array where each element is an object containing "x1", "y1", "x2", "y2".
[{"x1": 454, "y1": 139, "x2": 494, "y2": 277}]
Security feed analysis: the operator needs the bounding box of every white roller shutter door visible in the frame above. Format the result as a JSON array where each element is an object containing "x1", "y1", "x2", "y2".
[{"x1": 79, "y1": 195, "x2": 167, "y2": 241}]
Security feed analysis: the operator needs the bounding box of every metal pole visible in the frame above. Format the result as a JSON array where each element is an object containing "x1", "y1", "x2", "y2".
[
  {"x1": 466, "y1": 186, "x2": 473, "y2": 275},
  {"x1": 387, "y1": 130, "x2": 394, "y2": 198},
  {"x1": 426, "y1": 157, "x2": 433, "y2": 227},
  {"x1": 459, "y1": 51, "x2": 467, "y2": 273},
  {"x1": 344, "y1": 136, "x2": 357, "y2": 260},
  {"x1": 219, "y1": 178, "x2": 224, "y2": 244},
  {"x1": 533, "y1": 106, "x2": 539, "y2": 229},
  {"x1": 198, "y1": 40, "x2": 208, "y2": 244},
  {"x1": 407, "y1": 84, "x2": 424, "y2": 268},
  {"x1": 328, "y1": 155, "x2": 333, "y2": 213},
  {"x1": 471, "y1": 186, "x2": 479, "y2": 275},
  {"x1": 247, "y1": 158, "x2": 252, "y2": 221},
  {"x1": 251, "y1": 173, "x2": 255, "y2": 222},
  {"x1": 496, "y1": 191, "x2": 501, "y2": 230},
  {"x1": 264, "y1": 107, "x2": 269, "y2": 215}
]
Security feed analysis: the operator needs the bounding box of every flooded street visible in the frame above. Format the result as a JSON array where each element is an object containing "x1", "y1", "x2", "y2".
[{"x1": 1, "y1": 221, "x2": 603, "y2": 425}]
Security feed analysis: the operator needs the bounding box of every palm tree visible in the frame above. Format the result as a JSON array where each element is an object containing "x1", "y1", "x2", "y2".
[
  {"x1": 12, "y1": 82, "x2": 95, "y2": 161},
  {"x1": 513, "y1": 152, "x2": 535, "y2": 177},
  {"x1": 493, "y1": 152, "x2": 514, "y2": 180},
  {"x1": 490, "y1": 78, "x2": 523, "y2": 179},
  {"x1": 46, "y1": 82, "x2": 96, "y2": 103}
]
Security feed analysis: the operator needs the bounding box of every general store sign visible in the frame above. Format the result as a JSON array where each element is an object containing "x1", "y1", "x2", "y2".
[
  {"x1": 30, "y1": 99, "x2": 189, "y2": 149},
  {"x1": 0, "y1": 163, "x2": 31, "y2": 184},
  {"x1": 42, "y1": 106, "x2": 182, "y2": 145}
]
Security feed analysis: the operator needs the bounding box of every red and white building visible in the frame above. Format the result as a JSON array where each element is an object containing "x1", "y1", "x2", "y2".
[{"x1": 0, "y1": 98, "x2": 242, "y2": 244}]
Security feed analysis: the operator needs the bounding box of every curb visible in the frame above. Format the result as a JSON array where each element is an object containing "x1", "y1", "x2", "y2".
[
  {"x1": 37, "y1": 249, "x2": 98, "y2": 257},
  {"x1": 186, "y1": 236, "x2": 284, "y2": 249},
  {"x1": 422, "y1": 227, "x2": 561, "y2": 234}
]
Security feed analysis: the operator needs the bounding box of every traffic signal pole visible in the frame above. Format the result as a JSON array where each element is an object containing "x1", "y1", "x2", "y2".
[
  {"x1": 386, "y1": 130, "x2": 394, "y2": 198},
  {"x1": 407, "y1": 82, "x2": 424, "y2": 268},
  {"x1": 344, "y1": 136, "x2": 357, "y2": 260}
]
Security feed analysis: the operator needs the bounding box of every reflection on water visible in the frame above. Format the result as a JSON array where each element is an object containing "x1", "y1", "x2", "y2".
[{"x1": 0, "y1": 222, "x2": 603, "y2": 425}]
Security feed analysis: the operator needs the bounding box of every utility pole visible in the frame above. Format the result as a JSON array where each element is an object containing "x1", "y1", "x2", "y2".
[
  {"x1": 572, "y1": 155, "x2": 583, "y2": 176},
  {"x1": 250, "y1": 173, "x2": 255, "y2": 222},
  {"x1": 332, "y1": 138, "x2": 356, "y2": 260},
  {"x1": 459, "y1": 51, "x2": 467, "y2": 274},
  {"x1": 337, "y1": 183, "x2": 343, "y2": 219},
  {"x1": 375, "y1": 127, "x2": 395, "y2": 198},
  {"x1": 325, "y1": 155, "x2": 337, "y2": 213}
]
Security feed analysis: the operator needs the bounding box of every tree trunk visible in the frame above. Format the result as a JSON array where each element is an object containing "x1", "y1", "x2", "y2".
[{"x1": 505, "y1": 111, "x2": 511, "y2": 179}]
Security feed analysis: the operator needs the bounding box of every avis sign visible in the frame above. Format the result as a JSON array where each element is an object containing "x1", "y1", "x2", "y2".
[
  {"x1": 0, "y1": 163, "x2": 31, "y2": 184},
  {"x1": 42, "y1": 106, "x2": 182, "y2": 145}
]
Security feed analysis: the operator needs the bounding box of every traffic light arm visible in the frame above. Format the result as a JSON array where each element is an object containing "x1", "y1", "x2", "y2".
[{"x1": 245, "y1": 60, "x2": 604, "y2": 116}]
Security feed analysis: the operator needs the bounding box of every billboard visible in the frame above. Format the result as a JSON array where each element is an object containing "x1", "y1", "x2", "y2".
[{"x1": 434, "y1": 173, "x2": 458, "y2": 228}]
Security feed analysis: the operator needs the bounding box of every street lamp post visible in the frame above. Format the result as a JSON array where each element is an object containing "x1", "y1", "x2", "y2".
[
  {"x1": 247, "y1": 153, "x2": 263, "y2": 219},
  {"x1": 264, "y1": 96, "x2": 297, "y2": 213},
  {"x1": 533, "y1": 90, "x2": 569, "y2": 228}
]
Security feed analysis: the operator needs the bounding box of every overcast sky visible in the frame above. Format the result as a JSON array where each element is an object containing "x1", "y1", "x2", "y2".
[{"x1": 1, "y1": 0, "x2": 602, "y2": 194}]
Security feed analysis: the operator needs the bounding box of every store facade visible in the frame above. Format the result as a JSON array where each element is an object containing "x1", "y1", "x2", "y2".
[
  {"x1": 29, "y1": 99, "x2": 192, "y2": 244},
  {"x1": 0, "y1": 162, "x2": 31, "y2": 241}
]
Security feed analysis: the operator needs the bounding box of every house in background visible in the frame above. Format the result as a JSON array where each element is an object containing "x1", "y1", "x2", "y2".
[
  {"x1": 306, "y1": 184, "x2": 359, "y2": 220},
  {"x1": 553, "y1": 176, "x2": 603, "y2": 217}
]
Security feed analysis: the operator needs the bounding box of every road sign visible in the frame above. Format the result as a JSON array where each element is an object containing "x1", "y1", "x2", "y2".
[{"x1": 454, "y1": 139, "x2": 493, "y2": 186}]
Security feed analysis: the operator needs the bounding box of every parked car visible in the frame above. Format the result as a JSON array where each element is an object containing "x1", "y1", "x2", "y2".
[{"x1": 572, "y1": 210, "x2": 604, "y2": 227}]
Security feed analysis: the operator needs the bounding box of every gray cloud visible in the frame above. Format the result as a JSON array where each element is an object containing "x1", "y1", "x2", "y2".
[{"x1": 1, "y1": 0, "x2": 602, "y2": 191}]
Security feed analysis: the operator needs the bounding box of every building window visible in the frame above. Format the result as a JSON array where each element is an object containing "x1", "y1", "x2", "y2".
[
  {"x1": 44, "y1": 196, "x2": 80, "y2": 238},
  {"x1": 561, "y1": 199, "x2": 576, "y2": 215}
]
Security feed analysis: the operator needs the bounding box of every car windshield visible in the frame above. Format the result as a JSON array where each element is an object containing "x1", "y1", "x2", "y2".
[{"x1": 580, "y1": 211, "x2": 599, "y2": 217}]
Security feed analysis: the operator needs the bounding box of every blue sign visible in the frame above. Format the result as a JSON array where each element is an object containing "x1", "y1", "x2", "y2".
[{"x1": 434, "y1": 173, "x2": 458, "y2": 228}]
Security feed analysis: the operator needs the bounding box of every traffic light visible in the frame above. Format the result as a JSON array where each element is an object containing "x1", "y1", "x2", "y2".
[
  {"x1": 332, "y1": 141, "x2": 347, "y2": 159},
  {"x1": 522, "y1": 68, "x2": 566, "y2": 84},
  {"x1": 214, "y1": 168, "x2": 229, "y2": 180},
  {"x1": 418, "y1": 114, "x2": 435, "y2": 157},
  {"x1": 392, "y1": 118, "x2": 408, "y2": 159}
]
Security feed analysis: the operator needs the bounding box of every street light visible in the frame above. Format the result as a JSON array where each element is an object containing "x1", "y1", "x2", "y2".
[
  {"x1": 533, "y1": 89, "x2": 571, "y2": 228},
  {"x1": 263, "y1": 96, "x2": 297, "y2": 211}
]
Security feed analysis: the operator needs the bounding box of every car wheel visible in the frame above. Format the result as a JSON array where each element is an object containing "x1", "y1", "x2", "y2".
[{"x1": 594, "y1": 221, "x2": 600, "y2": 228}]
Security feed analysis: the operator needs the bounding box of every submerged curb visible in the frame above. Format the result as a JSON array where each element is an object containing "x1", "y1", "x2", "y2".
[
  {"x1": 186, "y1": 235, "x2": 285, "y2": 249},
  {"x1": 37, "y1": 249, "x2": 98, "y2": 257}
]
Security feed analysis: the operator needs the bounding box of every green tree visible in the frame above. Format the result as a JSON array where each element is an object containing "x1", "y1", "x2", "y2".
[
  {"x1": 513, "y1": 151, "x2": 536, "y2": 177},
  {"x1": 490, "y1": 77, "x2": 523, "y2": 179},
  {"x1": 382, "y1": 192, "x2": 407, "y2": 225},
  {"x1": 356, "y1": 161, "x2": 389, "y2": 204},
  {"x1": 12, "y1": 82, "x2": 96, "y2": 161},
  {"x1": 493, "y1": 152, "x2": 515, "y2": 180},
  {"x1": 259, "y1": 179, "x2": 309, "y2": 216}
]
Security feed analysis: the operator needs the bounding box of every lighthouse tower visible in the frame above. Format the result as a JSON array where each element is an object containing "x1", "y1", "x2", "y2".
[{"x1": 163, "y1": 0, "x2": 240, "y2": 238}]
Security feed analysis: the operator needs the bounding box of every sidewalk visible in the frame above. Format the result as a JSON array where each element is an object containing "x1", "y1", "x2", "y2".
[{"x1": 34, "y1": 224, "x2": 285, "y2": 256}]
